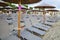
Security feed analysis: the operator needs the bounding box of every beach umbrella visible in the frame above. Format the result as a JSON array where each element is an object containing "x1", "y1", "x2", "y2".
[
  {"x1": 0, "y1": 2, "x2": 8, "y2": 6},
  {"x1": 2, "y1": 0, "x2": 41, "y2": 4},
  {"x1": 35, "y1": 2, "x2": 55, "y2": 23},
  {"x1": 0, "y1": 7, "x2": 13, "y2": 10},
  {"x1": 0, "y1": 2, "x2": 9, "y2": 14},
  {"x1": 46, "y1": 9, "x2": 59, "y2": 22},
  {"x1": 46, "y1": 9, "x2": 59, "y2": 16},
  {"x1": 31, "y1": 10, "x2": 42, "y2": 12},
  {"x1": 0, "y1": 7, "x2": 13, "y2": 14},
  {"x1": 46, "y1": 9, "x2": 59, "y2": 12},
  {"x1": 0, "y1": 2, "x2": 8, "y2": 11},
  {"x1": 30, "y1": 10, "x2": 43, "y2": 14},
  {"x1": 2, "y1": 0, "x2": 42, "y2": 37}
]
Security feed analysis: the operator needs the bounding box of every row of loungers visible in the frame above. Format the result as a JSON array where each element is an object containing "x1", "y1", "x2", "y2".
[
  {"x1": 5, "y1": 15, "x2": 56, "y2": 40},
  {"x1": 21, "y1": 29, "x2": 42, "y2": 40},
  {"x1": 0, "y1": 14, "x2": 59, "y2": 40},
  {"x1": 20, "y1": 23, "x2": 52, "y2": 40},
  {"x1": 44, "y1": 22, "x2": 54, "y2": 26},
  {"x1": 32, "y1": 24, "x2": 50, "y2": 31},
  {"x1": 20, "y1": 16, "x2": 55, "y2": 40},
  {"x1": 26, "y1": 27, "x2": 46, "y2": 36}
]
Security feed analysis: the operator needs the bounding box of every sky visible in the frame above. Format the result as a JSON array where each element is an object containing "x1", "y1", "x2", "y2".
[{"x1": 28, "y1": 0, "x2": 60, "y2": 10}]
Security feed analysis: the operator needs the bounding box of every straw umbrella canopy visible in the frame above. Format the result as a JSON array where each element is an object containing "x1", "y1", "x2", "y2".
[
  {"x1": 35, "y1": 2, "x2": 55, "y2": 9},
  {"x1": 46, "y1": 9, "x2": 59, "y2": 22},
  {"x1": 31, "y1": 10, "x2": 41, "y2": 12},
  {"x1": 2, "y1": 0, "x2": 42, "y2": 37},
  {"x1": 2, "y1": 0, "x2": 41, "y2": 4},
  {"x1": 0, "y1": 1, "x2": 8, "y2": 10},
  {"x1": 0, "y1": 6, "x2": 14, "y2": 14},
  {"x1": 46, "y1": 9, "x2": 59, "y2": 12},
  {"x1": 0, "y1": 7, "x2": 13, "y2": 10},
  {"x1": 46, "y1": 9, "x2": 59, "y2": 16},
  {"x1": 0, "y1": 1, "x2": 11, "y2": 14},
  {"x1": 35, "y1": 2, "x2": 55, "y2": 23},
  {"x1": 30, "y1": 10, "x2": 43, "y2": 14},
  {"x1": 1, "y1": 6, "x2": 28, "y2": 15},
  {"x1": 0, "y1": 1, "x2": 8, "y2": 6},
  {"x1": 0, "y1": 2, "x2": 9, "y2": 14}
]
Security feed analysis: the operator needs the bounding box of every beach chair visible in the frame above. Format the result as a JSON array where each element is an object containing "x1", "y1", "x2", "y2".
[
  {"x1": 30, "y1": 18, "x2": 39, "y2": 25},
  {"x1": 46, "y1": 18, "x2": 55, "y2": 22},
  {"x1": 24, "y1": 19, "x2": 32, "y2": 27},
  {"x1": 21, "y1": 30, "x2": 42, "y2": 40},
  {"x1": 26, "y1": 27, "x2": 46, "y2": 36},
  {"x1": 34, "y1": 23, "x2": 51, "y2": 29},
  {"x1": 44, "y1": 21, "x2": 54, "y2": 26},
  {"x1": 33, "y1": 24, "x2": 50, "y2": 31}
]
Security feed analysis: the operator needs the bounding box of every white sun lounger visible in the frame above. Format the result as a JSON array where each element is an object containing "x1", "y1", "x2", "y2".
[
  {"x1": 44, "y1": 21, "x2": 54, "y2": 26},
  {"x1": 21, "y1": 30, "x2": 42, "y2": 40},
  {"x1": 46, "y1": 18, "x2": 55, "y2": 22},
  {"x1": 47, "y1": 20, "x2": 55, "y2": 22},
  {"x1": 33, "y1": 24, "x2": 49, "y2": 31},
  {"x1": 24, "y1": 19, "x2": 32, "y2": 27},
  {"x1": 26, "y1": 27, "x2": 46, "y2": 36},
  {"x1": 35, "y1": 23, "x2": 51, "y2": 29}
]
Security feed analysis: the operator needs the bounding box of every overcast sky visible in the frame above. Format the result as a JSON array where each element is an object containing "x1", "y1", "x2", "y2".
[{"x1": 28, "y1": 0, "x2": 60, "y2": 9}]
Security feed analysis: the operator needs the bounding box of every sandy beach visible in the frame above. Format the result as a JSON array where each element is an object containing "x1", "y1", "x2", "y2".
[
  {"x1": 0, "y1": 19, "x2": 10, "y2": 39},
  {"x1": 43, "y1": 20, "x2": 60, "y2": 40}
]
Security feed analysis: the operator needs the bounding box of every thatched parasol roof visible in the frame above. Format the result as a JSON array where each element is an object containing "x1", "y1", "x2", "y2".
[
  {"x1": 30, "y1": 10, "x2": 44, "y2": 12},
  {"x1": 46, "y1": 9, "x2": 59, "y2": 12},
  {"x1": 35, "y1": 2, "x2": 55, "y2": 8},
  {"x1": 0, "y1": 2, "x2": 8, "y2": 6},
  {"x1": 2, "y1": 0, "x2": 41, "y2": 4}
]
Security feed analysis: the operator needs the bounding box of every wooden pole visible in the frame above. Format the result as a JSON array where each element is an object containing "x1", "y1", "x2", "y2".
[
  {"x1": 50, "y1": 11, "x2": 52, "y2": 16},
  {"x1": 43, "y1": 8, "x2": 46, "y2": 24},
  {"x1": 18, "y1": 0, "x2": 21, "y2": 37}
]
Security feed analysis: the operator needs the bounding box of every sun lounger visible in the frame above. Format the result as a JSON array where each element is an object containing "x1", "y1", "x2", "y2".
[
  {"x1": 47, "y1": 19, "x2": 55, "y2": 22},
  {"x1": 35, "y1": 23, "x2": 51, "y2": 29},
  {"x1": 21, "y1": 30, "x2": 42, "y2": 40},
  {"x1": 44, "y1": 21, "x2": 54, "y2": 26},
  {"x1": 24, "y1": 19, "x2": 32, "y2": 27},
  {"x1": 33, "y1": 24, "x2": 50, "y2": 31},
  {"x1": 26, "y1": 27, "x2": 46, "y2": 36}
]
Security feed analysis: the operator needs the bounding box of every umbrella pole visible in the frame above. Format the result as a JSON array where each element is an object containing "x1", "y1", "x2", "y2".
[
  {"x1": 17, "y1": 10, "x2": 21, "y2": 37},
  {"x1": 43, "y1": 8, "x2": 46, "y2": 24},
  {"x1": 50, "y1": 12, "x2": 52, "y2": 16},
  {"x1": 17, "y1": 1, "x2": 21, "y2": 38}
]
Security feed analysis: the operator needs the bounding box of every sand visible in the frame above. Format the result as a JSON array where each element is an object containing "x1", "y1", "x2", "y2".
[
  {"x1": 0, "y1": 14, "x2": 20, "y2": 40},
  {"x1": 0, "y1": 18, "x2": 13, "y2": 39},
  {"x1": 43, "y1": 20, "x2": 60, "y2": 40}
]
